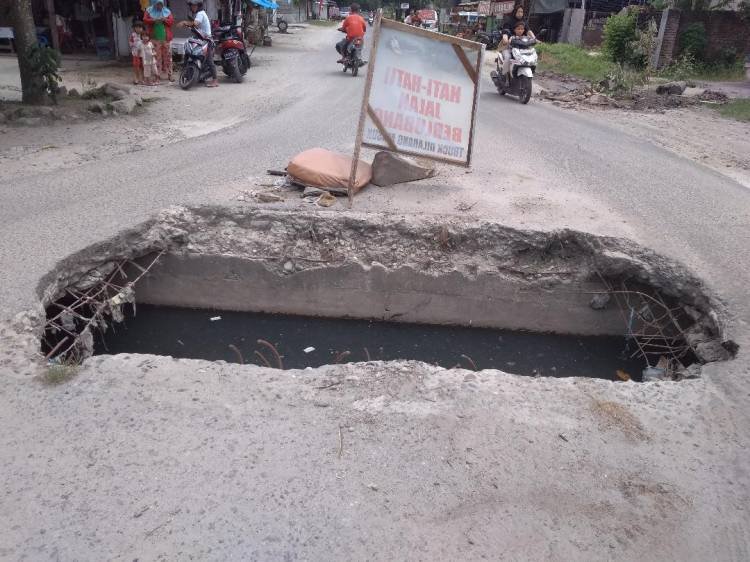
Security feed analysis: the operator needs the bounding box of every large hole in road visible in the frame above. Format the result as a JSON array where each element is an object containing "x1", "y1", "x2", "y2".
[{"x1": 37, "y1": 207, "x2": 737, "y2": 382}]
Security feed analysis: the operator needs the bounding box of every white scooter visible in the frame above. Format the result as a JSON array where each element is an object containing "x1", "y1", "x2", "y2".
[{"x1": 490, "y1": 35, "x2": 538, "y2": 104}]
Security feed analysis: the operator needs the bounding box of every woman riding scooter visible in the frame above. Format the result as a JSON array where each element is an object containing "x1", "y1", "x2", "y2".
[{"x1": 499, "y1": 17, "x2": 534, "y2": 87}]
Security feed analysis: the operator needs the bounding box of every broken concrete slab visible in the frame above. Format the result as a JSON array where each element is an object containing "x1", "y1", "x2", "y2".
[
  {"x1": 302, "y1": 186, "x2": 327, "y2": 198},
  {"x1": 656, "y1": 81, "x2": 687, "y2": 95},
  {"x1": 371, "y1": 151, "x2": 436, "y2": 187},
  {"x1": 110, "y1": 98, "x2": 137, "y2": 115}
]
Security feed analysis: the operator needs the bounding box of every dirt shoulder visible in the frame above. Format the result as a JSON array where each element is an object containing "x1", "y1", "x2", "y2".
[{"x1": 529, "y1": 71, "x2": 750, "y2": 189}]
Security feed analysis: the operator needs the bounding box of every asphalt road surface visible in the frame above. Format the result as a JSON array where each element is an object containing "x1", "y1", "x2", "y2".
[
  {"x1": 1, "y1": 25, "x2": 749, "y2": 561},
  {"x1": 1, "y1": 27, "x2": 747, "y2": 321}
]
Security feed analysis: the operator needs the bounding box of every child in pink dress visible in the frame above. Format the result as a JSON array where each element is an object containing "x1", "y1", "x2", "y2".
[{"x1": 129, "y1": 21, "x2": 144, "y2": 84}]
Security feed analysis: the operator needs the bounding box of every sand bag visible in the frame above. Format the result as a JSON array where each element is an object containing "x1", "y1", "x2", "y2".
[{"x1": 287, "y1": 148, "x2": 372, "y2": 195}]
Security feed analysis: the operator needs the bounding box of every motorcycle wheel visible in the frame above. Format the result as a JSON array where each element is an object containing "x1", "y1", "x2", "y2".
[
  {"x1": 179, "y1": 63, "x2": 199, "y2": 90},
  {"x1": 278, "y1": 20, "x2": 288, "y2": 32},
  {"x1": 518, "y1": 76, "x2": 532, "y2": 104},
  {"x1": 229, "y1": 56, "x2": 243, "y2": 83},
  {"x1": 342, "y1": 64, "x2": 348, "y2": 73},
  {"x1": 239, "y1": 54, "x2": 249, "y2": 74}
]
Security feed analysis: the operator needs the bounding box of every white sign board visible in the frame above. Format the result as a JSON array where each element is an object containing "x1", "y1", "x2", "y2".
[
  {"x1": 400, "y1": 3, "x2": 410, "y2": 9},
  {"x1": 361, "y1": 19, "x2": 483, "y2": 166}
]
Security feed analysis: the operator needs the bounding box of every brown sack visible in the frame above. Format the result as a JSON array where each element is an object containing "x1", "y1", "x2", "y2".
[{"x1": 287, "y1": 148, "x2": 372, "y2": 195}]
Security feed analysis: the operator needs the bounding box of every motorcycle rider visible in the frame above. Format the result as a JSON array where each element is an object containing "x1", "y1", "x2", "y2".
[
  {"x1": 178, "y1": 0, "x2": 218, "y2": 87},
  {"x1": 499, "y1": 19, "x2": 533, "y2": 87},
  {"x1": 336, "y1": 3, "x2": 366, "y2": 63}
]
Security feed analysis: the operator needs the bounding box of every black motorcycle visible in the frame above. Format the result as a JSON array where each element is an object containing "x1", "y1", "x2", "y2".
[
  {"x1": 338, "y1": 36, "x2": 366, "y2": 76},
  {"x1": 476, "y1": 29, "x2": 502, "y2": 50},
  {"x1": 179, "y1": 26, "x2": 251, "y2": 89}
]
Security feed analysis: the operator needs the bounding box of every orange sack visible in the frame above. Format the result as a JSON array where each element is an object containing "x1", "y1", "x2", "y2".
[{"x1": 287, "y1": 148, "x2": 372, "y2": 194}]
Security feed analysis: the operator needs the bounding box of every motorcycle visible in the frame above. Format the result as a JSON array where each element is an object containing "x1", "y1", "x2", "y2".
[
  {"x1": 214, "y1": 24, "x2": 252, "y2": 82},
  {"x1": 179, "y1": 26, "x2": 251, "y2": 89},
  {"x1": 338, "y1": 35, "x2": 366, "y2": 76},
  {"x1": 490, "y1": 35, "x2": 538, "y2": 104},
  {"x1": 476, "y1": 29, "x2": 502, "y2": 50}
]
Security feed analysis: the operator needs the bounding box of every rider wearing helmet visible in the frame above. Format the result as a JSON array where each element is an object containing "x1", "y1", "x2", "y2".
[
  {"x1": 178, "y1": 0, "x2": 218, "y2": 87},
  {"x1": 336, "y1": 3, "x2": 366, "y2": 63}
]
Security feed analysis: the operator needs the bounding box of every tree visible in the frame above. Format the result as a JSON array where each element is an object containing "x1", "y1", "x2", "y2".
[{"x1": 9, "y1": 0, "x2": 45, "y2": 104}]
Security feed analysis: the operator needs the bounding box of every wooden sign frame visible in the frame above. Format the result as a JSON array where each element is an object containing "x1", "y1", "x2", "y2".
[{"x1": 347, "y1": 12, "x2": 484, "y2": 205}]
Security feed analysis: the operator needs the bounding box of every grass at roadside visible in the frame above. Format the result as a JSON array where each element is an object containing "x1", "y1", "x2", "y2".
[
  {"x1": 658, "y1": 59, "x2": 746, "y2": 82},
  {"x1": 536, "y1": 43, "x2": 614, "y2": 82},
  {"x1": 40, "y1": 362, "x2": 79, "y2": 385},
  {"x1": 717, "y1": 99, "x2": 750, "y2": 122}
]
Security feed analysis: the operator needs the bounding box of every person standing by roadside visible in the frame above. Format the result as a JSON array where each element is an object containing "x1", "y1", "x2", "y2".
[
  {"x1": 179, "y1": 0, "x2": 218, "y2": 87},
  {"x1": 139, "y1": 31, "x2": 160, "y2": 85},
  {"x1": 144, "y1": 0, "x2": 175, "y2": 82},
  {"x1": 129, "y1": 21, "x2": 144, "y2": 84}
]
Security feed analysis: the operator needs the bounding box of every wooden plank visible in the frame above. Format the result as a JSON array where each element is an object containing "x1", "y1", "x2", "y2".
[
  {"x1": 465, "y1": 43, "x2": 484, "y2": 166},
  {"x1": 452, "y1": 43, "x2": 478, "y2": 83},
  {"x1": 380, "y1": 17, "x2": 482, "y2": 50},
  {"x1": 366, "y1": 104, "x2": 397, "y2": 151},
  {"x1": 346, "y1": 9, "x2": 384, "y2": 207},
  {"x1": 362, "y1": 142, "x2": 470, "y2": 168}
]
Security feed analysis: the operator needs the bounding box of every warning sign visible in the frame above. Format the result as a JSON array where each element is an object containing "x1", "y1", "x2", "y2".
[{"x1": 360, "y1": 18, "x2": 483, "y2": 166}]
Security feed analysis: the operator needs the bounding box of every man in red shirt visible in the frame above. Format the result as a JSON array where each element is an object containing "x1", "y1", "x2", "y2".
[{"x1": 336, "y1": 3, "x2": 367, "y2": 63}]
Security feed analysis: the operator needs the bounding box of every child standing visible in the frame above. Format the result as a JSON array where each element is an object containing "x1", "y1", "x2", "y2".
[
  {"x1": 138, "y1": 32, "x2": 160, "y2": 86},
  {"x1": 129, "y1": 21, "x2": 144, "y2": 85}
]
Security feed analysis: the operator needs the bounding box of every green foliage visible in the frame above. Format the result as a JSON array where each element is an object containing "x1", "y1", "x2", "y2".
[
  {"x1": 602, "y1": 11, "x2": 638, "y2": 65},
  {"x1": 630, "y1": 18, "x2": 658, "y2": 72},
  {"x1": 647, "y1": 0, "x2": 668, "y2": 9},
  {"x1": 41, "y1": 362, "x2": 79, "y2": 385},
  {"x1": 26, "y1": 44, "x2": 62, "y2": 103},
  {"x1": 716, "y1": 47, "x2": 738, "y2": 67},
  {"x1": 659, "y1": 53, "x2": 745, "y2": 82},
  {"x1": 605, "y1": 62, "x2": 645, "y2": 94},
  {"x1": 678, "y1": 22, "x2": 707, "y2": 61},
  {"x1": 536, "y1": 43, "x2": 614, "y2": 82},
  {"x1": 660, "y1": 53, "x2": 698, "y2": 80}
]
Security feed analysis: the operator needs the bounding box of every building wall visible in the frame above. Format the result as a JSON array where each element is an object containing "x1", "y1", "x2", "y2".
[
  {"x1": 656, "y1": 8, "x2": 680, "y2": 67},
  {"x1": 678, "y1": 10, "x2": 750, "y2": 59},
  {"x1": 276, "y1": 0, "x2": 308, "y2": 23}
]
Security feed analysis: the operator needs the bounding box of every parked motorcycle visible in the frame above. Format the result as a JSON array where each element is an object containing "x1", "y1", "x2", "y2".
[
  {"x1": 214, "y1": 24, "x2": 252, "y2": 82},
  {"x1": 277, "y1": 15, "x2": 288, "y2": 33},
  {"x1": 338, "y1": 36, "x2": 366, "y2": 76},
  {"x1": 490, "y1": 35, "x2": 538, "y2": 104},
  {"x1": 179, "y1": 26, "x2": 251, "y2": 89},
  {"x1": 476, "y1": 29, "x2": 501, "y2": 50}
]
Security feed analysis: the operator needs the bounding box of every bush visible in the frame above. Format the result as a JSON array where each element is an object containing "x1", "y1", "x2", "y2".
[
  {"x1": 679, "y1": 22, "x2": 707, "y2": 61},
  {"x1": 603, "y1": 10, "x2": 638, "y2": 65},
  {"x1": 717, "y1": 47, "x2": 738, "y2": 66},
  {"x1": 26, "y1": 44, "x2": 62, "y2": 103}
]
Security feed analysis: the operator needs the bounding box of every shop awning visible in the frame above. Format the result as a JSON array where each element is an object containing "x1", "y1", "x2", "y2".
[
  {"x1": 532, "y1": 0, "x2": 568, "y2": 14},
  {"x1": 252, "y1": 0, "x2": 280, "y2": 9}
]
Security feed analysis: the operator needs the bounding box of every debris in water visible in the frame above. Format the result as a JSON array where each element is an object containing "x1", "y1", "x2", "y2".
[
  {"x1": 616, "y1": 369, "x2": 631, "y2": 381},
  {"x1": 210, "y1": 316, "x2": 221, "y2": 322},
  {"x1": 304, "y1": 346, "x2": 315, "y2": 353}
]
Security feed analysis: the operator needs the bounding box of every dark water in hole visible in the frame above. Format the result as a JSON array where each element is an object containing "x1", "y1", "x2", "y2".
[{"x1": 95, "y1": 304, "x2": 647, "y2": 381}]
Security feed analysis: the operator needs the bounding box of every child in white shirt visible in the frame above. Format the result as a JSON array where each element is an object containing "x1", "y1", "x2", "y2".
[{"x1": 138, "y1": 32, "x2": 160, "y2": 85}]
